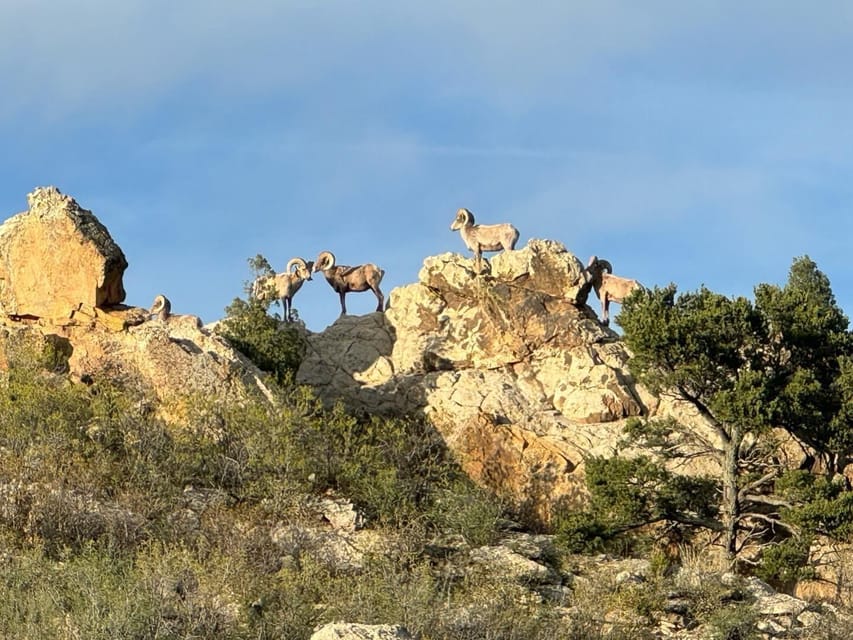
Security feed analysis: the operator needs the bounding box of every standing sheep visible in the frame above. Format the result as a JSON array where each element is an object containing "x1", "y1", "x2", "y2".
[
  {"x1": 313, "y1": 251, "x2": 385, "y2": 315},
  {"x1": 585, "y1": 255, "x2": 644, "y2": 326},
  {"x1": 450, "y1": 207, "x2": 519, "y2": 270},
  {"x1": 251, "y1": 257, "x2": 314, "y2": 322}
]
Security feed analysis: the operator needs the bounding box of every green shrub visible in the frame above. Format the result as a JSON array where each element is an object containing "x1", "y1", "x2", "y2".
[
  {"x1": 754, "y1": 537, "x2": 815, "y2": 589},
  {"x1": 776, "y1": 470, "x2": 853, "y2": 540},
  {"x1": 552, "y1": 456, "x2": 718, "y2": 556},
  {"x1": 428, "y1": 480, "x2": 505, "y2": 547},
  {"x1": 0, "y1": 547, "x2": 162, "y2": 640},
  {"x1": 706, "y1": 603, "x2": 760, "y2": 640},
  {"x1": 217, "y1": 254, "x2": 306, "y2": 383},
  {"x1": 218, "y1": 296, "x2": 305, "y2": 384}
]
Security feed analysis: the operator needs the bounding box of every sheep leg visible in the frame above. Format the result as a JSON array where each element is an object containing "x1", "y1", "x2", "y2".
[
  {"x1": 339, "y1": 291, "x2": 347, "y2": 316},
  {"x1": 373, "y1": 287, "x2": 384, "y2": 313},
  {"x1": 602, "y1": 297, "x2": 610, "y2": 326},
  {"x1": 284, "y1": 297, "x2": 292, "y2": 322}
]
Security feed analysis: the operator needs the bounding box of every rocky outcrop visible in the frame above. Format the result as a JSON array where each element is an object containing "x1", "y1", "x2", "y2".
[
  {"x1": 0, "y1": 309, "x2": 274, "y2": 426},
  {"x1": 0, "y1": 187, "x2": 128, "y2": 318},
  {"x1": 0, "y1": 188, "x2": 273, "y2": 422},
  {"x1": 297, "y1": 240, "x2": 712, "y2": 518}
]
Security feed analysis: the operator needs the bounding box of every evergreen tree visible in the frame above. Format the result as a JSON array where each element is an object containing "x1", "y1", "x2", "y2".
[
  {"x1": 755, "y1": 256, "x2": 853, "y2": 472},
  {"x1": 617, "y1": 257, "x2": 852, "y2": 562}
]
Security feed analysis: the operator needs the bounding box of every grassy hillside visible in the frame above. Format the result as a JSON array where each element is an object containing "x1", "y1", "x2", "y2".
[{"x1": 0, "y1": 302, "x2": 850, "y2": 639}]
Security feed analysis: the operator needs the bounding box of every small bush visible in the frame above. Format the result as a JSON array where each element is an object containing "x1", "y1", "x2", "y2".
[
  {"x1": 754, "y1": 537, "x2": 815, "y2": 589},
  {"x1": 706, "y1": 603, "x2": 760, "y2": 640},
  {"x1": 217, "y1": 255, "x2": 306, "y2": 383},
  {"x1": 218, "y1": 297, "x2": 305, "y2": 384},
  {"x1": 428, "y1": 480, "x2": 505, "y2": 547}
]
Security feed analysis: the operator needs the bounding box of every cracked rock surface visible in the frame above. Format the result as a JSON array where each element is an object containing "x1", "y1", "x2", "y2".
[{"x1": 297, "y1": 240, "x2": 714, "y2": 520}]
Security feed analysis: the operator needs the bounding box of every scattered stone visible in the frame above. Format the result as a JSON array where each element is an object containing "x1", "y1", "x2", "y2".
[
  {"x1": 312, "y1": 495, "x2": 363, "y2": 532},
  {"x1": 754, "y1": 592, "x2": 810, "y2": 618},
  {"x1": 500, "y1": 532, "x2": 557, "y2": 562},
  {"x1": 756, "y1": 618, "x2": 787, "y2": 636},
  {"x1": 310, "y1": 623, "x2": 413, "y2": 640},
  {"x1": 615, "y1": 570, "x2": 645, "y2": 586},
  {"x1": 469, "y1": 544, "x2": 559, "y2": 585}
]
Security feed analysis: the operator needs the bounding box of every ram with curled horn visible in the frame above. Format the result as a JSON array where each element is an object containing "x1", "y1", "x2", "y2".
[
  {"x1": 585, "y1": 255, "x2": 644, "y2": 326},
  {"x1": 148, "y1": 294, "x2": 202, "y2": 329},
  {"x1": 251, "y1": 257, "x2": 314, "y2": 322},
  {"x1": 312, "y1": 251, "x2": 385, "y2": 316}
]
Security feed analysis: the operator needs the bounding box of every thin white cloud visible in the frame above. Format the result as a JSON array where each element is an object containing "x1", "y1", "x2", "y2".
[{"x1": 6, "y1": 1, "x2": 853, "y2": 122}]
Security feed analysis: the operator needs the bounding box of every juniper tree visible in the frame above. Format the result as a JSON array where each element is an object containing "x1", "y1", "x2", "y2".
[
  {"x1": 755, "y1": 257, "x2": 853, "y2": 472},
  {"x1": 617, "y1": 257, "x2": 852, "y2": 562}
]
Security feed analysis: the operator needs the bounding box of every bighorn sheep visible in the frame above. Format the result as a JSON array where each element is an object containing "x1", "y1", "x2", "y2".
[
  {"x1": 585, "y1": 256, "x2": 643, "y2": 326},
  {"x1": 251, "y1": 257, "x2": 313, "y2": 322},
  {"x1": 450, "y1": 207, "x2": 520, "y2": 270},
  {"x1": 312, "y1": 251, "x2": 385, "y2": 315},
  {"x1": 148, "y1": 294, "x2": 202, "y2": 328}
]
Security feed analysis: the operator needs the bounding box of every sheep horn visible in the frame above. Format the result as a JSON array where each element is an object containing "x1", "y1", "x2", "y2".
[
  {"x1": 286, "y1": 257, "x2": 308, "y2": 273},
  {"x1": 598, "y1": 259, "x2": 613, "y2": 274},
  {"x1": 149, "y1": 294, "x2": 171, "y2": 316},
  {"x1": 314, "y1": 251, "x2": 336, "y2": 272},
  {"x1": 457, "y1": 208, "x2": 474, "y2": 225}
]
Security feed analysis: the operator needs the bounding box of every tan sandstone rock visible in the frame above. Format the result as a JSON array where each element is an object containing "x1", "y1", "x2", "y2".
[
  {"x1": 0, "y1": 187, "x2": 128, "y2": 319},
  {"x1": 0, "y1": 188, "x2": 274, "y2": 426},
  {"x1": 297, "y1": 239, "x2": 680, "y2": 519}
]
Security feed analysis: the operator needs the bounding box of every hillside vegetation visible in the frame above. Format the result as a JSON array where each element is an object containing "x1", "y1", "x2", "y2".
[
  {"x1": 1, "y1": 189, "x2": 852, "y2": 639},
  {"x1": 3, "y1": 323, "x2": 845, "y2": 640}
]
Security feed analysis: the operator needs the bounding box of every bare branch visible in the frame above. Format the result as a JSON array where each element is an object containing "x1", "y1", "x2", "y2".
[{"x1": 738, "y1": 472, "x2": 779, "y2": 500}]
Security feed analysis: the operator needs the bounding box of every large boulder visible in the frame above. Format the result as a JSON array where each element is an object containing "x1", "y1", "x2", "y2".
[
  {"x1": 297, "y1": 240, "x2": 682, "y2": 519},
  {"x1": 0, "y1": 188, "x2": 274, "y2": 423},
  {"x1": 0, "y1": 186, "x2": 127, "y2": 319}
]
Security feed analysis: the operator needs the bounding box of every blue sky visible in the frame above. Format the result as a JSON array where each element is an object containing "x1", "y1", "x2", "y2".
[{"x1": 2, "y1": 2, "x2": 852, "y2": 330}]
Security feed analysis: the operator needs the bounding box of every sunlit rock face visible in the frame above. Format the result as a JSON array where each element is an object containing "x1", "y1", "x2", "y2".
[
  {"x1": 0, "y1": 188, "x2": 274, "y2": 424},
  {"x1": 0, "y1": 187, "x2": 128, "y2": 318},
  {"x1": 296, "y1": 239, "x2": 700, "y2": 520}
]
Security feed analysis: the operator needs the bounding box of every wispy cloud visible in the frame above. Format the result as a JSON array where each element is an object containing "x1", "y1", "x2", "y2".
[{"x1": 6, "y1": 1, "x2": 852, "y2": 122}]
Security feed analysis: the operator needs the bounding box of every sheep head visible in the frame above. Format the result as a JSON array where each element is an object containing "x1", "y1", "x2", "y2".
[
  {"x1": 149, "y1": 294, "x2": 171, "y2": 318},
  {"x1": 450, "y1": 208, "x2": 474, "y2": 231},
  {"x1": 313, "y1": 251, "x2": 336, "y2": 273},
  {"x1": 286, "y1": 257, "x2": 313, "y2": 281},
  {"x1": 587, "y1": 256, "x2": 613, "y2": 275}
]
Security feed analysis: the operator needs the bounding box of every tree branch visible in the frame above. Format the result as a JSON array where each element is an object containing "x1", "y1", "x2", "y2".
[
  {"x1": 738, "y1": 511, "x2": 799, "y2": 535},
  {"x1": 738, "y1": 472, "x2": 779, "y2": 501},
  {"x1": 741, "y1": 494, "x2": 793, "y2": 509},
  {"x1": 674, "y1": 385, "x2": 731, "y2": 445}
]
